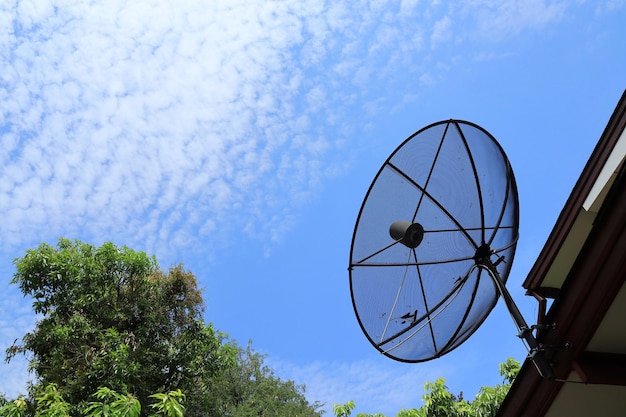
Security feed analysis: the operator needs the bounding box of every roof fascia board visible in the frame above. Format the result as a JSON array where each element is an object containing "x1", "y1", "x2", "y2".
[
  {"x1": 524, "y1": 90, "x2": 626, "y2": 292},
  {"x1": 497, "y1": 156, "x2": 626, "y2": 417}
]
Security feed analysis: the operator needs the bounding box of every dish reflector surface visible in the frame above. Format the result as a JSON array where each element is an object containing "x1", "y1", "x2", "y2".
[{"x1": 349, "y1": 120, "x2": 519, "y2": 362}]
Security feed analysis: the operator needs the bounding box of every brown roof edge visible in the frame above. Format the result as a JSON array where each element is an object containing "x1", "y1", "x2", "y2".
[
  {"x1": 496, "y1": 153, "x2": 626, "y2": 417},
  {"x1": 523, "y1": 89, "x2": 626, "y2": 292}
]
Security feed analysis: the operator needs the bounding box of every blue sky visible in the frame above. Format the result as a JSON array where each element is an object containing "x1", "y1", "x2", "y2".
[{"x1": 1, "y1": 0, "x2": 625, "y2": 415}]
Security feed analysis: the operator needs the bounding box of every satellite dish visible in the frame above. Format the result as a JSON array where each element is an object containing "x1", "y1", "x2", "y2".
[{"x1": 349, "y1": 120, "x2": 554, "y2": 378}]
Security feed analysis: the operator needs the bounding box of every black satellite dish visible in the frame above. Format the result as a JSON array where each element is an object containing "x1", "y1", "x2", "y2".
[{"x1": 349, "y1": 120, "x2": 554, "y2": 378}]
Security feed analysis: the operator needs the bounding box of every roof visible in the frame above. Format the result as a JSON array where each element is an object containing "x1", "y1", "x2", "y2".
[{"x1": 497, "y1": 90, "x2": 626, "y2": 417}]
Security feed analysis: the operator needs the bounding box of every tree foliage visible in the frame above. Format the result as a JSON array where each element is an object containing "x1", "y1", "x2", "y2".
[
  {"x1": 204, "y1": 341, "x2": 323, "y2": 416},
  {"x1": 332, "y1": 358, "x2": 520, "y2": 417},
  {"x1": 332, "y1": 400, "x2": 355, "y2": 417},
  {"x1": 4, "y1": 239, "x2": 323, "y2": 417},
  {"x1": 6, "y1": 239, "x2": 233, "y2": 415}
]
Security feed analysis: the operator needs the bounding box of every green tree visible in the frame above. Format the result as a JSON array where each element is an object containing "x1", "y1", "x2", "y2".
[
  {"x1": 332, "y1": 400, "x2": 355, "y2": 417},
  {"x1": 498, "y1": 358, "x2": 520, "y2": 385},
  {"x1": 205, "y1": 341, "x2": 323, "y2": 416},
  {"x1": 467, "y1": 358, "x2": 519, "y2": 417},
  {"x1": 332, "y1": 400, "x2": 386, "y2": 417},
  {"x1": 6, "y1": 239, "x2": 233, "y2": 416},
  {"x1": 420, "y1": 378, "x2": 458, "y2": 417}
]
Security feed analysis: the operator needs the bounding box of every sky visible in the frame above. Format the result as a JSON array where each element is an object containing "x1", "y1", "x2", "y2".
[{"x1": 0, "y1": 0, "x2": 625, "y2": 415}]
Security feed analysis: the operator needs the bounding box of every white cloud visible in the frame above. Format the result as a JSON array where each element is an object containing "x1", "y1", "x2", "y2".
[
  {"x1": 0, "y1": 0, "x2": 613, "y2": 291},
  {"x1": 431, "y1": 15, "x2": 453, "y2": 49},
  {"x1": 1, "y1": 0, "x2": 347, "y2": 260},
  {"x1": 270, "y1": 357, "x2": 431, "y2": 415},
  {"x1": 459, "y1": 0, "x2": 567, "y2": 39},
  {"x1": 1, "y1": 0, "x2": 448, "y2": 261},
  {"x1": 400, "y1": 0, "x2": 422, "y2": 14},
  {"x1": 597, "y1": 0, "x2": 626, "y2": 14},
  {"x1": 267, "y1": 353, "x2": 484, "y2": 416}
]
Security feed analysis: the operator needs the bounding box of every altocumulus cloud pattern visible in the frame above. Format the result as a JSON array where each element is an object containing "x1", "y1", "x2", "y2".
[
  {"x1": 0, "y1": 1, "x2": 361, "y2": 256},
  {"x1": 0, "y1": 0, "x2": 567, "y2": 257}
]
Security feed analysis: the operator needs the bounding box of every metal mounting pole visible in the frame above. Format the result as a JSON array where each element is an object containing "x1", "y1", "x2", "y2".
[{"x1": 474, "y1": 245, "x2": 555, "y2": 380}]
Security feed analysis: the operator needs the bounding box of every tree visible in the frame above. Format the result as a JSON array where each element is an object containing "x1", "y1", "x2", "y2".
[
  {"x1": 332, "y1": 358, "x2": 520, "y2": 417},
  {"x1": 6, "y1": 239, "x2": 234, "y2": 416},
  {"x1": 332, "y1": 400, "x2": 386, "y2": 417},
  {"x1": 332, "y1": 400, "x2": 355, "y2": 417},
  {"x1": 204, "y1": 341, "x2": 323, "y2": 416}
]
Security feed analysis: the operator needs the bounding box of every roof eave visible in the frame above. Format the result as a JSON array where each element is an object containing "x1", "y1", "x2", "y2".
[{"x1": 523, "y1": 90, "x2": 626, "y2": 294}]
